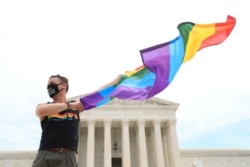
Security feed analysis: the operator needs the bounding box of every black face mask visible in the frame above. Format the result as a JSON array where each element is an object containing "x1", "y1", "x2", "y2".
[{"x1": 47, "y1": 83, "x2": 63, "y2": 98}]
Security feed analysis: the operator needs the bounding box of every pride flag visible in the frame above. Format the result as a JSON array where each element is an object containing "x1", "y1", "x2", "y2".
[{"x1": 80, "y1": 15, "x2": 236, "y2": 110}]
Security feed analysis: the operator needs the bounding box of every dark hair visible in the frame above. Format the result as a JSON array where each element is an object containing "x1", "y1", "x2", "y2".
[{"x1": 49, "y1": 74, "x2": 69, "y2": 92}]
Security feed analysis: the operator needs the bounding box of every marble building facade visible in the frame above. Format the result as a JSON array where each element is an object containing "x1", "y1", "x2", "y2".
[{"x1": 1, "y1": 97, "x2": 250, "y2": 167}]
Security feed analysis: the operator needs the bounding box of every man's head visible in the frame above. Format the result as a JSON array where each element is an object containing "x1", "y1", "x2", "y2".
[{"x1": 47, "y1": 74, "x2": 69, "y2": 98}]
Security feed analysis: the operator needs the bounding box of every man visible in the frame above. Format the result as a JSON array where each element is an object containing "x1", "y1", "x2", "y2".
[{"x1": 32, "y1": 74, "x2": 83, "y2": 167}]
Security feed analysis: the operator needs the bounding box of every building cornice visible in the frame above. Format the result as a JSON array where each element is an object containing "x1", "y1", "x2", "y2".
[{"x1": 180, "y1": 148, "x2": 250, "y2": 157}]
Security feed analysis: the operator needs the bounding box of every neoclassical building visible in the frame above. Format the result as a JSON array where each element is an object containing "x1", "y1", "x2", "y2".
[
  {"x1": 1, "y1": 97, "x2": 250, "y2": 167},
  {"x1": 75, "y1": 97, "x2": 180, "y2": 167}
]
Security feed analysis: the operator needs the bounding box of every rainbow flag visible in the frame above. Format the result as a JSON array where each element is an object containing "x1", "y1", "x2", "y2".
[{"x1": 80, "y1": 15, "x2": 236, "y2": 110}]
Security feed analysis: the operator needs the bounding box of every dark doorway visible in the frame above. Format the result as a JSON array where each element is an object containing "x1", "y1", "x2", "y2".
[{"x1": 112, "y1": 157, "x2": 122, "y2": 167}]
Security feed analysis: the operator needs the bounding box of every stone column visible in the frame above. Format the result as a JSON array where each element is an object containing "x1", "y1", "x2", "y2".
[
  {"x1": 166, "y1": 120, "x2": 181, "y2": 167},
  {"x1": 162, "y1": 120, "x2": 170, "y2": 167},
  {"x1": 147, "y1": 127, "x2": 156, "y2": 167},
  {"x1": 104, "y1": 119, "x2": 112, "y2": 167},
  {"x1": 153, "y1": 119, "x2": 165, "y2": 167},
  {"x1": 122, "y1": 119, "x2": 131, "y2": 167},
  {"x1": 137, "y1": 119, "x2": 148, "y2": 167},
  {"x1": 150, "y1": 125, "x2": 157, "y2": 166},
  {"x1": 78, "y1": 127, "x2": 87, "y2": 167},
  {"x1": 86, "y1": 119, "x2": 96, "y2": 167}
]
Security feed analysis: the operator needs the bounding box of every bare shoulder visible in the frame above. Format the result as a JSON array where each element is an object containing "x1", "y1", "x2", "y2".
[{"x1": 35, "y1": 103, "x2": 49, "y2": 118}]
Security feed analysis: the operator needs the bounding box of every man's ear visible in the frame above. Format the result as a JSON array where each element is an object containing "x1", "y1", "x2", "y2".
[{"x1": 62, "y1": 83, "x2": 67, "y2": 90}]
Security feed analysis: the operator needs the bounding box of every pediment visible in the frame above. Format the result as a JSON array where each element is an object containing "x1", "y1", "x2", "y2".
[{"x1": 108, "y1": 97, "x2": 179, "y2": 107}]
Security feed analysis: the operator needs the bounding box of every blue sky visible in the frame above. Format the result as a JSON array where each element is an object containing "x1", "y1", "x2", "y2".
[{"x1": 0, "y1": 0, "x2": 249, "y2": 150}]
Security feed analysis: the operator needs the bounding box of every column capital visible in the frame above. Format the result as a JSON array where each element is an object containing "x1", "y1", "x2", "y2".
[
  {"x1": 121, "y1": 118, "x2": 130, "y2": 126},
  {"x1": 153, "y1": 119, "x2": 162, "y2": 126},
  {"x1": 137, "y1": 119, "x2": 146, "y2": 127},
  {"x1": 104, "y1": 119, "x2": 112, "y2": 126},
  {"x1": 167, "y1": 119, "x2": 177, "y2": 126},
  {"x1": 87, "y1": 119, "x2": 96, "y2": 126}
]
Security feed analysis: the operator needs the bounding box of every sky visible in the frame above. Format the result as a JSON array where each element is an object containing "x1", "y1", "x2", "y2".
[{"x1": 0, "y1": 0, "x2": 249, "y2": 151}]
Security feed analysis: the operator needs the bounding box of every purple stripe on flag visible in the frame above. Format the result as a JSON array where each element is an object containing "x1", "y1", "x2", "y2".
[
  {"x1": 140, "y1": 42, "x2": 171, "y2": 97},
  {"x1": 80, "y1": 92, "x2": 104, "y2": 110},
  {"x1": 111, "y1": 85, "x2": 152, "y2": 100}
]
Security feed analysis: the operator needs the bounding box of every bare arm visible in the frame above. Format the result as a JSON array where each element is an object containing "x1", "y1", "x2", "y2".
[
  {"x1": 36, "y1": 100, "x2": 84, "y2": 119},
  {"x1": 35, "y1": 103, "x2": 69, "y2": 118}
]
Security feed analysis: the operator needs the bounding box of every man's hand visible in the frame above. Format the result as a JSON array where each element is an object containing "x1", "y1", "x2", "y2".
[{"x1": 69, "y1": 100, "x2": 84, "y2": 112}]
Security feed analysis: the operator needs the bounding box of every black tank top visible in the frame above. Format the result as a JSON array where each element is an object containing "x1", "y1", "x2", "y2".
[{"x1": 38, "y1": 107, "x2": 80, "y2": 152}]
